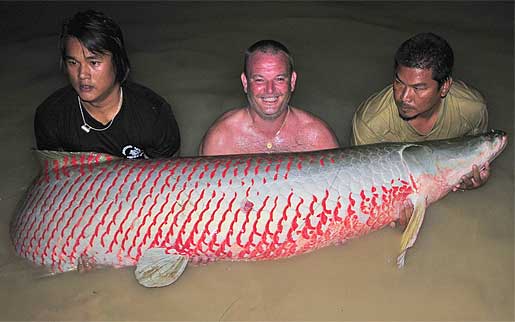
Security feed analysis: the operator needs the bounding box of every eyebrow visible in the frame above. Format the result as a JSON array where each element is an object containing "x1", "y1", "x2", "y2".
[
  {"x1": 64, "y1": 52, "x2": 105, "y2": 61},
  {"x1": 251, "y1": 72, "x2": 289, "y2": 78},
  {"x1": 395, "y1": 73, "x2": 427, "y2": 87}
]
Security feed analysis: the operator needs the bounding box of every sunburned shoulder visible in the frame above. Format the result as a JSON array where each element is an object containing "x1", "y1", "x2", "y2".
[
  {"x1": 290, "y1": 107, "x2": 333, "y2": 132},
  {"x1": 200, "y1": 108, "x2": 249, "y2": 155},
  {"x1": 289, "y1": 107, "x2": 339, "y2": 148},
  {"x1": 208, "y1": 108, "x2": 249, "y2": 132}
]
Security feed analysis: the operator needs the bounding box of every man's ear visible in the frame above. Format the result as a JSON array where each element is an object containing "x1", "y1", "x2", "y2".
[
  {"x1": 290, "y1": 71, "x2": 297, "y2": 92},
  {"x1": 440, "y1": 77, "x2": 453, "y2": 98},
  {"x1": 241, "y1": 72, "x2": 248, "y2": 93}
]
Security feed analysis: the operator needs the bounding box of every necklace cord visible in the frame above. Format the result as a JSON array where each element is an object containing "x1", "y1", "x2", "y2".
[
  {"x1": 78, "y1": 88, "x2": 123, "y2": 132},
  {"x1": 256, "y1": 105, "x2": 289, "y2": 150},
  {"x1": 274, "y1": 105, "x2": 290, "y2": 137}
]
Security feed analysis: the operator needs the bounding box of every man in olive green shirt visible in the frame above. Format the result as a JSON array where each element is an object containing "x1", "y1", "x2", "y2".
[
  {"x1": 351, "y1": 32, "x2": 489, "y2": 227},
  {"x1": 352, "y1": 80, "x2": 487, "y2": 145}
]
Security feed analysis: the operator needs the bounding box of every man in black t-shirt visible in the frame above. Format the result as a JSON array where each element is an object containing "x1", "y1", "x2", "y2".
[{"x1": 34, "y1": 10, "x2": 180, "y2": 159}]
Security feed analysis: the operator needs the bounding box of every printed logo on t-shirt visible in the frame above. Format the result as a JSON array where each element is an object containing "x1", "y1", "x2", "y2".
[{"x1": 122, "y1": 145, "x2": 145, "y2": 159}]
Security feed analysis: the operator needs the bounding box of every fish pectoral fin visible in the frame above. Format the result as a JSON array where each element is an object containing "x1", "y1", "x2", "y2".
[
  {"x1": 396, "y1": 197, "x2": 426, "y2": 268},
  {"x1": 135, "y1": 248, "x2": 189, "y2": 288}
]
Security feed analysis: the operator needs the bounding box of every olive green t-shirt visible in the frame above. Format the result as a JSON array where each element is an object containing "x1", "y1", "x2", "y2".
[{"x1": 351, "y1": 80, "x2": 488, "y2": 146}]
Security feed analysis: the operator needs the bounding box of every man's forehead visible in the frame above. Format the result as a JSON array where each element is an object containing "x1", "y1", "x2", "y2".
[
  {"x1": 396, "y1": 65, "x2": 435, "y2": 84},
  {"x1": 65, "y1": 37, "x2": 110, "y2": 58},
  {"x1": 247, "y1": 51, "x2": 289, "y2": 71}
]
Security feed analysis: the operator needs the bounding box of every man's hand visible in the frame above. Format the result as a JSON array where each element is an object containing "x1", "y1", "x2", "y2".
[
  {"x1": 452, "y1": 162, "x2": 490, "y2": 191},
  {"x1": 390, "y1": 163, "x2": 490, "y2": 231}
]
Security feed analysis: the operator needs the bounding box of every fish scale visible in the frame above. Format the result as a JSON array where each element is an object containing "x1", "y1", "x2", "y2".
[
  {"x1": 10, "y1": 131, "x2": 507, "y2": 286},
  {"x1": 12, "y1": 147, "x2": 404, "y2": 267}
]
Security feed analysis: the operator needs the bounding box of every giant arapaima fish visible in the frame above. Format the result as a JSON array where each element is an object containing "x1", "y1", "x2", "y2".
[{"x1": 10, "y1": 130, "x2": 507, "y2": 287}]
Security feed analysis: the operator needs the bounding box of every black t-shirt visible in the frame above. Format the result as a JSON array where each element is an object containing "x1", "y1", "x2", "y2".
[{"x1": 34, "y1": 82, "x2": 181, "y2": 158}]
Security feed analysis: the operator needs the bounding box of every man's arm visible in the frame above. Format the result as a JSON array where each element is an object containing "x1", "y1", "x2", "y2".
[
  {"x1": 145, "y1": 102, "x2": 181, "y2": 158},
  {"x1": 34, "y1": 107, "x2": 61, "y2": 151},
  {"x1": 199, "y1": 109, "x2": 242, "y2": 156},
  {"x1": 304, "y1": 121, "x2": 340, "y2": 150},
  {"x1": 457, "y1": 95, "x2": 489, "y2": 189},
  {"x1": 199, "y1": 125, "x2": 231, "y2": 156},
  {"x1": 351, "y1": 114, "x2": 383, "y2": 146},
  {"x1": 475, "y1": 103, "x2": 488, "y2": 133}
]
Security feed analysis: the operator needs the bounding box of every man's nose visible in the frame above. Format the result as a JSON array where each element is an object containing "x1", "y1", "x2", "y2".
[
  {"x1": 78, "y1": 64, "x2": 90, "y2": 79},
  {"x1": 265, "y1": 80, "x2": 275, "y2": 93},
  {"x1": 400, "y1": 85, "x2": 413, "y2": 102}
]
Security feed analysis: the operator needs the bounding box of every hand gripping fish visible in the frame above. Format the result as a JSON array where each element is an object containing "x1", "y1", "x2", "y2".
[{"x1": 10, "y1": 130, "x2": 507, "y2": 287}]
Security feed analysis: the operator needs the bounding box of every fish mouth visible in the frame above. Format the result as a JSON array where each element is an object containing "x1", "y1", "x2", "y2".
[
  {"x1": 484, "y1": 130, "x2": 508, "y2": 168},
  {"x1": 494, "y1": 133, "x2": 508, "y2": 158}
]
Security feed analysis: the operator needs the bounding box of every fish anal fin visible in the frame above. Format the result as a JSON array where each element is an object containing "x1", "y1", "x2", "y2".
[
  {"x1": 135, "y1": 248, "x2": 189, "y2": 288},
  {"x1": 397, "y1": 197, "x2": 426, "y2": 268}
]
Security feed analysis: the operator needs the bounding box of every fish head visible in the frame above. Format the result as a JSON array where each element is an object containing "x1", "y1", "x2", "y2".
[{"x1": 427, "y1": 129, "x2": 508, "y2": 187}]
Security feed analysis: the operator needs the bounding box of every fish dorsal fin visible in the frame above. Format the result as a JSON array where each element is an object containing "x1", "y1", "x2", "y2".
[{"x1": 35, "y1": 150, "x2": 119, "y2": 171}]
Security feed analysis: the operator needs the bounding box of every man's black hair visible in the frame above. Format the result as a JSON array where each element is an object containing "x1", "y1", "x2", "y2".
[
  {"x1": 59, "y1": 9, "x2": 131, "y2": 83},
  {"x1": 394, "y1": 32, "x2": 454, "y2": 87}
]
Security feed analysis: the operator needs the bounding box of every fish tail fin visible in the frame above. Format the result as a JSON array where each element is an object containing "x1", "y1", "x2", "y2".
[{"x1": 397, "y1": 197, "x2": 427, "y2": 268}]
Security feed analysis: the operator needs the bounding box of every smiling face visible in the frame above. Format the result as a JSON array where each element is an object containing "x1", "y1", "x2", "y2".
[
  {"x1": 64, "y1": 36, "x2": 120, "y2": 107},
  {"x1": 393, "y1": 65, "x2": 451, "y2": 120},
  {"x1": 241, "y1": 51, "x2": 297, "y2": 120}
]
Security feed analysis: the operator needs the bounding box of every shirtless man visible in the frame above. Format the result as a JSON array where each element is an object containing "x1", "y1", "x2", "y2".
[{"x1": 199, "y1": 39, "x2": 339, "y2": 156}]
